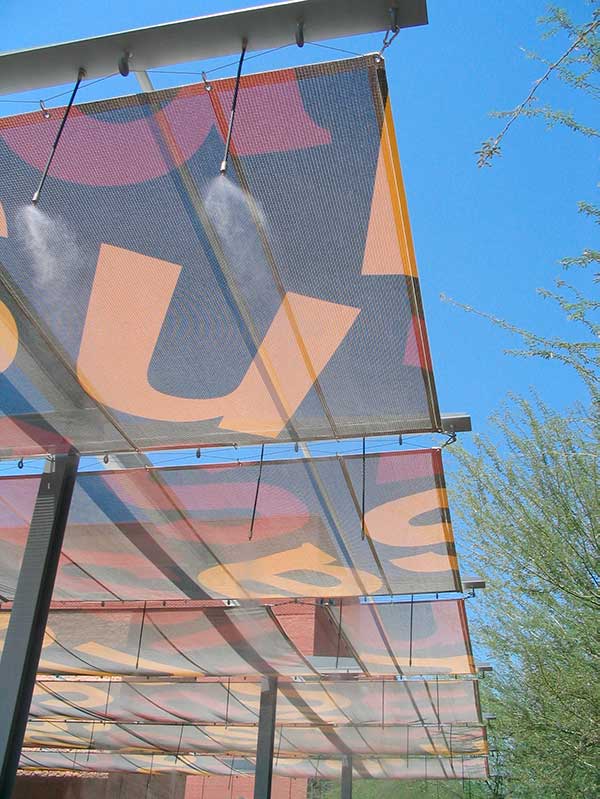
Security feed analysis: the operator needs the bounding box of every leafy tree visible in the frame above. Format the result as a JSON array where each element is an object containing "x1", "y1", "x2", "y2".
[
  {"x1": 452, "y1": 5, "x2": 600, "y2": 797},
  {"x1": 453, "y1": 397, "x2": 599, "y2": 798}
]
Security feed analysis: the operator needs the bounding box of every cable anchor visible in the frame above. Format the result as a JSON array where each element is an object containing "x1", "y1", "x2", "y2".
[
  {"x1": 441, "y1": 431, "x2": 457, "y2": 448},
  {"x1": 201, "y1": 71, "x2": 212, "y2": 92},
  {"x1": 376, "y1": 8, "x2": 401, "y2": 61}
]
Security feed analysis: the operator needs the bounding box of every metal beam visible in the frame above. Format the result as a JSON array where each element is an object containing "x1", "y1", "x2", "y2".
[
  {"x1": 341, "y1": 754, "x2": 353, "y2": 799},
  {"x1": 0, "y1": 0, "x2": 428, "y2": 96},
  {"x1": 0, "y1": 452, "x2": 79, "y2": 798},
  {"x1": 253, "y1": 676, "x2": 278, "y2": 799},
  {"x1": 440, "y1": 413, "x2": 472, "y2": 434}
]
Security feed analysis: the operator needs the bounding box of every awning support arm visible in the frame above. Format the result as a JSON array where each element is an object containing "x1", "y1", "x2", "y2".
[{"x1": 0, "y1": 452, "x2": 80, "y2": 797}]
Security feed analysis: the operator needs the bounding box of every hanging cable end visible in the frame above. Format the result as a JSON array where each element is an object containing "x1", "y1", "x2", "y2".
[
  {"x1": 219, "y1": 159, "x2": 228, "y2": 175},
  {"x1": 31, "y1": 190, "x2": 40, "y2": 206}
]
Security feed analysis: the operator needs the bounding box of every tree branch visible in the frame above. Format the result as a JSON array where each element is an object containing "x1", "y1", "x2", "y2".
[{"x1": 476, "y1": 16, "x2": 600, "y2": 167}]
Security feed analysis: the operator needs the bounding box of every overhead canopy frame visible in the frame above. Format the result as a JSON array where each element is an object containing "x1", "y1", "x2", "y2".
[{"x1": 0, "y1": 0, "x2": 427, "y2": 96}]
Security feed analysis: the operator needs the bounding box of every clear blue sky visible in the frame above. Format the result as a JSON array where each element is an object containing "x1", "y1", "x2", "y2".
[{"x1": 0, "y1": 0, "x2": 595, "y2": 445}]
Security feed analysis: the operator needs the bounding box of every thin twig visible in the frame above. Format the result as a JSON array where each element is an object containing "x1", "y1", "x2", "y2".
[{"x1": 477, "y1": 17, "x2": 600, "y2": 167}]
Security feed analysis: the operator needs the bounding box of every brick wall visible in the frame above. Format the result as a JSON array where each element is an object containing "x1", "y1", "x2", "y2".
[{"x1": 184, "y1": 775, "x2": 307, "y2": 799}]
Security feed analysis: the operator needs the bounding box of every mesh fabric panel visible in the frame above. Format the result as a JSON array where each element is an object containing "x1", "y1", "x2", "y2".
[
  {"x1": 0, "y1": 283, "x2": 129, "y2": 458},
  {"x1": 0, "y1": 473, "x2": 40, "y2": 599},
  {"x1": 0, "y1": 56, "x2": 440, "y2": 454},
  {"x1": 330, "y1": 599, "x2": 476, "y2": 675},
  {"x1": 24, "y1": 719, "x2": 488, "y2": 758},
  {"x1": 0, "y1": 605, "x2": 313, "y2": 677},
  {"x1": 0, "y1": 449, "x2": 459, "y2": 599},
  {"x1": 30, "y1": 678, "x2": 481, "y2": 726},
  {"x1": 20, "y1": 751, "x2": 489, "y2": 779}
]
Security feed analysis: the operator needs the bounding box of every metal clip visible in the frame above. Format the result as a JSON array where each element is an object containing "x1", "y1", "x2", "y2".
[
  {"x1": 378, "y1": 9, "x2": 401, "y2": 60},
  {"x1": 201, "y1": 71, "x2": 212, "y2": 92}
]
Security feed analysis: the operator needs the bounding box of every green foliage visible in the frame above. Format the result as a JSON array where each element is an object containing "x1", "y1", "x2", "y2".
[
  {"x1": 452, "y1": 397, "x2": 600, "y2": 797},
  {"x1": 317, "y1": 777, "x2": 489, "y2": 798}
]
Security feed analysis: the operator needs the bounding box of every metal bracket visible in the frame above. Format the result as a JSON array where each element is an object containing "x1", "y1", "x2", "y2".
[
  {"x1": 440, "y1": 413, "x2": 472, "y2": 434},
  {"x1": 118, "y1": 51, "x2": 132, "y2": 77}
]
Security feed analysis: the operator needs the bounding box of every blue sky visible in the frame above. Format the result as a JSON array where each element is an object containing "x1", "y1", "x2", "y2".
[{"x1": 0, "y1": 0, "x2": 595, "y2": 469}]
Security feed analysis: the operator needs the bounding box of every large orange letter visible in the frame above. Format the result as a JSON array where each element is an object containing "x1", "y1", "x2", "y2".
[
  {"x1": 197, "y1": 542, "x2": 382, "y2": 598},
  {"x1": 365, "y1": 488, "x2": 449, "y2": 547},
  {"x1": 77, "y1": 245, "x2": 359, "y2": 437}
]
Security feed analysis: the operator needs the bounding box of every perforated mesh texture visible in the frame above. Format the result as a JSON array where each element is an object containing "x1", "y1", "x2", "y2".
[
  {"x1": 24, "y1": 718, "x2": 488, "y2": 758},
  {"x1": 0, "y1": 56, "x2": 439, "y2": 455},
  {"x1": 328, "y1": 599, "x2": 476, "y2": 675},
  {"x1": 0, "y1": 449, "x2": 460, "y2": 600},
  {"x1": 0, "y1": 605, "x2": 314, "y2": 677},
  {"x1": 30, "y1": 678, "x2": 482, "y2": 726},
  {"x1": 20, "y1": 751, "x2": 489, "y2": 779}
]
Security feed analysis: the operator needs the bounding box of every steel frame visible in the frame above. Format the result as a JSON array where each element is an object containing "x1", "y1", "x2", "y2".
[
  {"x1": 0, "y1": 0, "x2": 427, "y2": 96},
  {"x1": 0, "y1": 452, "x2": 79, "y2": 798},
  {"x1": 341, "y1": 754, "x2": 353, "y2": 798},
  {"x1": 254, "y1": 676, "x2": 278, "y2": 799}
]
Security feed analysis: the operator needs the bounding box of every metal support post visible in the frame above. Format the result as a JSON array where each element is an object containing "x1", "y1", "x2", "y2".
[
  {"x1": 0, "y1": 452, "x2": 79, "y2": 798},
  {"x1": 253, "y1": 676, "x2": 278, "y2": 799},
  {"x1": 341, "y1": 754, "x2": 353, "y2": 799}
]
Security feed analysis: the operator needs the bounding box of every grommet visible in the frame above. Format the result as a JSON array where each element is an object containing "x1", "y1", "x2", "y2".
[
  {"x1": 103, "y1": 453, "x2": 109, "y2": 464},
  {"x1": 39, "y1": 100, "x2": 51, "y2": 119}
]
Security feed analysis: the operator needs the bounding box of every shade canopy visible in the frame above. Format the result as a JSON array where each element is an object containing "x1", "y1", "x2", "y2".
[
  {"x1": 0, "y1": 598, "x2": 474, "y2": 678},
  {"x1": 30, "y1": 678, "x2": 483, "y2": 726},
  {"x1": 0, "y1": 604, "x2": 316, "y2": 677},
  {"x1": 24, "y1": 719, "x2": 487, "y2": 758},
  {"x1": 0, "y1": 55, "x2": 439, "y2": 457},
  {"x1": 20, "y1": 751, "x2": 488, "y2": 780},
  {"x1": 327, "y1": 598, "x2": 476, "y2": 676},
  {"x1": 0, "y1": 449, "x2": 460, "y2": 601},
  {"x1": 0, "y1": 44, "x2": 487, "y2": 787}
]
